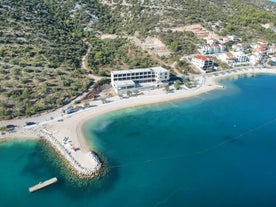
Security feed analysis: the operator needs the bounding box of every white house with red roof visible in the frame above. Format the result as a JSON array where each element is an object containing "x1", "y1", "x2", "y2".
[
  {"x1": 249, "y1": 39, "x2": 269, "y2": 65},
  {"x1": 218, "y1": 52, "x2": 236, "y2": 65},
  {"x1": 206, "y1": 38, "x2": 219, "y2": 45},
  {"x1": 192, "y1": 55, "x2": 214, "y2": 71},
  {"x1": 250, "y1": 48, "x2": 266, "y2": 65},
  {"x1": 257, "y1": 39, "x2": 268, "y2": 48}
]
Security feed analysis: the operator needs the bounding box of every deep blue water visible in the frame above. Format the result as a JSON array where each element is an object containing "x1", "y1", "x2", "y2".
[{"x1": 1, "y1": 74, "x2": 276, "y2": 206}]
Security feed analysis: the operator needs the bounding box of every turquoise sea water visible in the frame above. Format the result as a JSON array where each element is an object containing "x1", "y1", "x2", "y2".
[{"x1": 1, "y1": 74, "x2": 276, "y2": 206}]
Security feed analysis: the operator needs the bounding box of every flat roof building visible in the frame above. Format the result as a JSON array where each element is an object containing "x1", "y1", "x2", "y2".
[{"x1": 111, "y1": 66, "x2": 170, "y2": 94}]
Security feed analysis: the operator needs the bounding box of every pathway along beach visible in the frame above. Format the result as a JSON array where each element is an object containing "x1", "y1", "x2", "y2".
[{"x1": 0, "y1": 66, "x2": 276, "y2": 178}]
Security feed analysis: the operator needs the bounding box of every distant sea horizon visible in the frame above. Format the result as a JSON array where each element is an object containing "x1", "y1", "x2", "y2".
[
  {"x1": 1, "y1": 74, "x2": 276, "y2": 206},
  {"x1": 269, "y1": 0, "x2": 276, "y2": 2}
]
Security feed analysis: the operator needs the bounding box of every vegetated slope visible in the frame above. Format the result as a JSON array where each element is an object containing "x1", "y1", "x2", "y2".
[
  {"x1": 97, "y1": 0, "x2": 276, "y2": 68},
  {"x1": 97, "y1": 0, "x2": 275, "y2": 65},
  {"x1": 0, "y1": 0, "x2": 103, "y2": 119},
  {"x1": 0, "y1": 0, "x2": 161, "y2": 120},
  {"x1": 87, "y1": 37, "x2": 157, "y2": 73},
  {"x1": 243, "y1": 0, "x2": 276, "y2": 11},
  {"x1": 100, "y1": 0, "x2": 275, "y2": 41},
  {"x1": 0, "y1": 0, "x2": 275, "y2": 120}
]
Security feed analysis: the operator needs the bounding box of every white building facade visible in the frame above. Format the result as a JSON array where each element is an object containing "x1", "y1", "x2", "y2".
[
  {"x1": 111, "y1": 66, "x2": 170, "y2": 94},
  {"x1": 218, "y1": 52, "x2": 249, "y2": 66},
  {"x1": 192, "y1": 55, "x2": 214, "y2": 71},
  {"x1": 234, "y1": 51, "x2": 249, "y2": 63},
  {"x1": 202, "y1": 44, "x2": 226, "y2": 54}
]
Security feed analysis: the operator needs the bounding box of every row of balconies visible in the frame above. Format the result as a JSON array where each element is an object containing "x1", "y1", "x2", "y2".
[
  {"x1": 203, "y1": 49, "x2": 226, "y2": 55},
  {"x1": 113, "y1": 72, "x2": 169, "y2": 78},
  {"x1": 113, "y1": 72, "x2": 154, "y2": 77},
  {"x1": 114, "y1": 77, "x2": 156, "y2": 81}
]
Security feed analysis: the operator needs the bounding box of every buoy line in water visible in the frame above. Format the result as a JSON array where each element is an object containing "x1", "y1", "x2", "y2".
[{"x1": 108, "y1": 117, "x2": 276, "y2": 169}]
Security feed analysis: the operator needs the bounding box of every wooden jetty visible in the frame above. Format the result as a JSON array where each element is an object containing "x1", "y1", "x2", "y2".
[{"x1": 29, "y1": 177, "x2": 58, "y2": 193}]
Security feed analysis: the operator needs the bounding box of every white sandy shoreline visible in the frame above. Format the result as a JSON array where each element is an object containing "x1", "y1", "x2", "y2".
[
  {"x1": 1, "y1": 66, "x2": 276, "y2": 176},
  {"x1": 73, "y1": 67, "x2": 276, "y2": 141}
]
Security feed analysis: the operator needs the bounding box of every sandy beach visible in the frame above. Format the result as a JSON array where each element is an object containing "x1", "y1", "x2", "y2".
[
  {"x1": 1, "y1": 66, "x2": 276, "y2": 176},
  {"x1": 57, "y1": 67, "x2": 276, "y2": 152}
]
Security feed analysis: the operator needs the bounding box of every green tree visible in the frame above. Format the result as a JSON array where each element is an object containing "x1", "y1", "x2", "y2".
[
  {"x1": 165, "y1": 85, "x2": 170, "y2": 93},
  {"x1": 170, "y1": 41, "x2": 180, "y2": 52},
  {"x1": 94, "y1": 51, "x2": 106, "y2": 65},
  {"x1": 127, "y1": 90, "x2": 132, "y2": 97},
  {"x1": 174, "y1": 81, "x2": 181, "y2": 90}
]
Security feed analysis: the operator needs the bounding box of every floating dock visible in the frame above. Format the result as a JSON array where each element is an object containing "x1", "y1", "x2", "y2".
[{"x1": 29, "y1": 177, "x2": 58, "y2": 193}]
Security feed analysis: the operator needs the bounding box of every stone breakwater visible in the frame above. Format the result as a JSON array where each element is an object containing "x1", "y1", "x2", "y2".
[{"x1": 40, "y1": 129, "x2": 102, "y2": 177}]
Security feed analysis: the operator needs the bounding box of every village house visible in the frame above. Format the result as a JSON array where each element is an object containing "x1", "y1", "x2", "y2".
[
  {"x1": 250, "y1": 49, "x2": 265, "y2": 65},
  {"x1": 206, "y1": 37, "x2": 220, "y2": 45},
  {"x1": 257, "y1": 39, "x2": 269, "y2": 48},
  {"x1": 202, "y1": 44, "x2": 227, "y2": 54},
  {"x1": 233, "y1": 51, "x2": 250, "y2": 63},
  {"x1": 249, "y1": 39, "x2": 269, "y2": 65},
  {"x1": 218, "y1": 52, "x2": 236, "y2": 65},
  {"x1": 232, "y1": 43, "x2": 248, "y2": 52},
  {"x1": 218, "y1": 51, "x2": 249, "y2": 66},
  {"x1": 191, "y1": 55, "x2": 214, "y2": 71},
  {"x1": 201, "y1": 38, "x2": 226, "y2": 54},
  {"x1": 228, "y1": 35, "x2": 241, "y2": 42}
]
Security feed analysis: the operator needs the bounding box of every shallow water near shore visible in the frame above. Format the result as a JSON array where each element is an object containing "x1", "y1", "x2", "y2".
[{"x1": 1, "y1": 74, "x2": 276, "y2": 206}]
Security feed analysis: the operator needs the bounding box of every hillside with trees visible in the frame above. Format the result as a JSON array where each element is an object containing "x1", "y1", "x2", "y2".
[
  {"x1": 0, "y1": 0, "x2": 275, "y2": 119},
  {"x1": 0, "y1": 0, "x2": 101, "y2": 119}
]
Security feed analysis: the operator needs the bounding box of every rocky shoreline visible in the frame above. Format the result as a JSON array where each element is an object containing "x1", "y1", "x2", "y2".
[{"x1": 40, "y1": 129, "x2": 102, "y2": 178}]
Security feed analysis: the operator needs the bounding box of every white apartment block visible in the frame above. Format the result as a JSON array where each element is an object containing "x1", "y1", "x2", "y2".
[
  {"x1": 234, "y1": 51, "x2": 249, "y2": 63},
  {"x1": 192, "y1": 55, "x2": 214, "y2": 71},
  {"x1": 202, "y1": 44, "x2": 226, "y2": 54},
  {"x1": 111, "y1": 66, "x2": 170, "y2": 94}
]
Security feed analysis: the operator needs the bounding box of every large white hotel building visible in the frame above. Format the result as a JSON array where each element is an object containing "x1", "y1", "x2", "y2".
[{"x1": 111, "y1": 66, "x2": 170, "y2": 94}]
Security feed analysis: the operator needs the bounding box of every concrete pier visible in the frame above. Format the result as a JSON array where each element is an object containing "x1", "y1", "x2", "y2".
[{"x1": 29, "y1": 177, "x2": 58, "y2": 193}]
